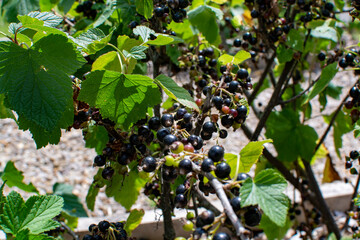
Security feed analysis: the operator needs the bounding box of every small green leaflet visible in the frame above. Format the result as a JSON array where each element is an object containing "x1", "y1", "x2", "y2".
[
  {"x1": 265, "y1": 108, "x2": 318, "y2": 162},
  {"x1": 0, "y1": 191, "x2": 63, "y2": 235},
  {"x1": 105, "y1": 163, "x2": 149, "y2": 210},
  {"x1": 224, "y1": 140, "x2": 272, "y2": 178},
  {"x1": 311, "y1": 20, "x2": 338, "y2": 42},
  {"x1": 276, "y1": 44, "x2": 294, "y2": 63},
  {"x1": 155, "y1": 74, "x2": 199, "y2": 111},
  {"x1": 287, "y1": 29, "x2": 304, "y2": 52},
  {"x1": 75, "y1": 28, "x2": 114, "y2": 55},
  {"x1": 218, "y1": 50, "x2": 251, "y2": 65},
  {"x1": 1, "y1": 0, "x2": 39, "y2": 23},
  {"x1": 86, "y1": 169, "x2": 104, "y2": 211},
  {"x1": 133, "y1": 26, "x2": 155, "y2": 43},
  {"x1": 135, "y1": 0, "x2": 153, "y2": 19},
  {"x1": 239, "y1": 140, "x2": 273, "y2": 173},
  {"x1": 124, "y1": 209, "x2": 145, "y2": 236},
  {"x1": 26, "y1": 11, "x2": 63, "y2": 27},
  {"x1": 92, "y1": 0, "x2": 117, "y2": 28},
  {"x1": 0, "y1": 34, "x2": 85, "y2": 132},
  {"x1": 124, "y1": 46, "x2": 148, "y2": 60},
  {"x1": 52, "y1": 183, "x2": 88, "y2": 217},
  {"x1": 302, "y1": 63, "x2": 338, "y2": 105},
  {"x1": 78, "y1": 70, "x2": 161, "y2": 129},
  {"x1": 240, "y1": 169, "x2": 289, "y2": 226},
  {"x1": 84, "y1": 123, "x2": 109, "y2": 155},
  {"x1": 92, "y1": 51, "x2": 122, "y2": 72},
  {"x1": 1, "y1": 161, "x2": 38, "y2": 193},
  {"x1": 188, "y1": 5, "x2": 223, "y2": 43},
  {"x1": 259, "y1": 214, "x2": 292, "y2": 240}
]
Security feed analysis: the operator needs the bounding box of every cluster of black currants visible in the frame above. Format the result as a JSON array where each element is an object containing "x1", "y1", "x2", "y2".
[
  {"x1": 75, "y1": 1, "x2": 99, "y2": 19},
  {"x1": 233, "y1": 31, "x2": 263, "y2": 54},
  {"x1": 83, "y1": 220, "x2": 127, "y2": 240},
  {"x1": 345, "y1": 85, "x2": 360, "y2": 123},
  {"x1": 345, "y1": 150, "x2": 360, "y2": 175},
  {"x1": 338, "y1": 51, "x2": 358, "y2": 69},
  {"x1": 153, "y1": 0, "x2": 190, "y2": 23}
]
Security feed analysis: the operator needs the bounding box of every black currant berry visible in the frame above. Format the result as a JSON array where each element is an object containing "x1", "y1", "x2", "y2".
[
  {"x1": 183, "y1": 113, "x2": 192, "y2": 123},
  {"x1": 154, "y1": 7, "x2": 165, "y2": 17},
  {"x1": 157, "y1": 128, "x2": 171, "y2": 142},
  {"x1": 148, "y1": 117, "x2": 161, "y2": 130},
  {"x1": 164, "y1": 134, "x2": 178, "y2": 145},
  {"x1": 324, "y1": 2, "x2": 334, "y2": 11},
  {"x1": 98, "y1": 220, "x2": 111, "y2": 232},
  {"x1": 117, "y1": 153, "x2": 130, "y2": 165},
  {"x1": 339, "y1": 58, "x2": 348, "y2": 68},
  {"x1": 174, "y1": 194, "x2": 188, "y2": 208},
  {"x1": 215, "y1": 162, "x2": 231, "y2": 179},
  {"x1": 201, "y1": 158, "x2": 214, "y2": 172},
  {"x1": 203, "y1": 121, "x2": 217, "y2": 133},
  {"x1": 83, "y1": 235, "x2": 93, "y2": 240},
  {"x1": 138, "y1": 125, "x2": 151, "y2": 137},
  {"x1": 199, "y1": 210, "x2": 215, "y2": 225},
  {"x1": 228, "y1": 81, "x2": 239, "y2": 93},
  {"x1": 208, "y1": 145, "x2": 225, "y2": 162},
  {"x1": 219, "y1": 129, "x2": 228, "y2": 139},
  {"x1": 143, "y1": 156, "x2": 157, "y2": 172},
  {"x1": 176, "y1": 184, "x2": 187, "y2": 195},
  {"x1": 213, "y1": 232, "x2": 231, "y2": 240},
  {"x1": 161, "y1": 114, "x2": 174, "y2": 127},
  {"x1": 230, "y1": 197, "x2": 241, "y2": 212},
  {"x1": 179, "y1": 159, "x2": 193, "y2": 174},
  {"x1": 237, "y1": 172, "x2": 251, "y2": 181},
  {"x1": 188, "y1": 135, "x2": 203, "y2": 150},
  {"x1": 212, "y1": 96, "x2": 223, "y2": 109},
  {"x1": 346, "y1": 53, "x2": 355, "y2": 63},
  {"x1": 244, "y1": 206, "x2": 262, "y2": 227},
  {"x1": 237, "y1": 68, "x2": 249, "y2": 79},
  {"x1": 102, "y1": 167, "x2": 114, "y2": 180},
  {"x1": 201, "y1": 131, "x2": 212, "y2": 140},
  {"x1": 179, "y1": 0, "x2": 189, "y2": 8},
  {"x1": 350, "y1": 86, "x2": 360, "y2": 99},
  {"x1": 130, "y1": 134, "x2": 141, "y2": 145},
  {"x1": 317, "y1": 52, "x2": 326, "y2": 61},
  {"x1": 221, "y1": 115, "x2": 234, "y2": 128},
  {"x1": 234, "y1": 38, "x2": 242, "y2": 47},
  {"x1": 94, "y1": 155, "x2": 106, "y2": 167},
  {"x1": 89, "y1": 224, "x2": 97, "y2": 233},
  {"x1": 346, "y1": 160, "x2": 353, "y2": 169},
  {"x1": 251, "y1": 9, "x2": 259, "y2": 18},
  {"x1": 243, "y1": 32, "x2": 252, "y2": 41},
  {"x1": 350, "y1": 150, "x2": 360, "y2": 159},
  {"x1": 237, "y1": 105, "x2": 248, "y2": 118}
]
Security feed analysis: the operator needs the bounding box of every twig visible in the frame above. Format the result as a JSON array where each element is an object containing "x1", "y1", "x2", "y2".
[
  {"x1": 191, "y1": 163, "x2": 247, "y2": 239},
  {"x1": 251, "y1": 59, "x2": 297, "y2": 140},
  {"x1": 60, "y1": 221, "x2": 79, "y2": 240},
  {"x1": 278, "y1": 76, "x2": 319, "y2": 105},
  {"x1": 314, "y1": 93, "x2": 350, "y2": 153},
  {"x1": 343, "y1": 173, "x2": 360, "y2": 230},
  {"x1": 193, "y1": 188, "x2": 221, "y2": 216},
  {"x1": 160, "y1": 167, "x2": 176, "y2": 240},
  {"x1": 302, "y1": 159, "x2": 341, "y2": 239}
]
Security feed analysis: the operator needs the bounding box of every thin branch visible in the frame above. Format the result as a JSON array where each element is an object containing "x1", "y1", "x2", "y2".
[
  {"x1": 278, "y1": 76, "x2": 319, "y2": 105},
  {"x1": 343, "y1": 173, "x2": 360, "y2": 230},
  {"x1": 193, "y1": 188, "x2": 222, "y2": 216},
  {"x1": 302, "y1": 159, "x2": 341, "y2": 239},
  {"x1": 60, "y1": 221, "x2": 79, "y2": 240},
  {"x1": 160, "y1": 167, "x2": 176, "y2": 240},
  {"x1": 314, "y1": 92, "x2": 349, "y2": 153},
  {"x1": 251, "y1": 59, "x2": 297, "y2": 141},
  {"x1": 191, "y1": 163, "x2": 247, "y2": 239}
]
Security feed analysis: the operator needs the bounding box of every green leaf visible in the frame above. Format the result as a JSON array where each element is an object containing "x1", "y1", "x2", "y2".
[
  {"x1": 218, "y1": 50, "x2": 251, "y2": 65},
  {"x1": 27, "y1": 11, "x2": 63, "y2": 27},
  {"x1": 287, "y1": 29, "x2": 304, "y2": 52},
  {"x1": 58, "y1": 0, "x2": 75, "y2": 14},
  {"x1": 239, "y1": 140, "x2": 273, "y2": 173},
  {"x1": 311, "y1": 21, "x2": 338, "y2": 42},
  {"x1": 147, "y1": 34, "x2": 175, "y2": 46},
  {"x1": 0, "y1": 182, "x2": 5, "y2": 215},
  {"x1": 125, "y1": 45, "x2": 148, "y2": 60},
  {"x1": 154, "y1": 74, "x2": 199, "y2": 111},
  {"x1": 52, "y1": 183, "x2": 87, "y2": 217},
  {"x1": 86, "y1": 169, "x2": 104, "y2": 211},
  {"x1": 92, "y1": 51, "x2": 122, "y2": 72},
  {"x1": 240, "y1": 169, "x2": 289, "y2": 226},
  {"x1": 133, "y1": 26, "x2": 155, "y2": 43},
  {"x1": 302, "y1": 62, "x2": 338, "y2": 104},
  {"x1": 259, "y1": 214, "x2": 292, "y2": 240},
  {"x1": 188, "y1": 5, "x2": 223, "y2": 43},
  {"x1": 92, "y1": 0, "x2": 116, "y2": 27},
  {"x1": 323, "y1": 110, "x2": 352, "y2": 158},
  {"x1": 0, "y1": 35, "x2": 85, "y2": 132},
  {"x1": 60, "y1": 211, "x2": 78, "y2": 230},
  {"x1": 334, "y1": 0, "x2": 344, "y2": 10},
  {"x1": 265, "y1": 108, "x2": 318, "y2": 162},
  {"x1": 0, "y1": 94, "x2": 15, "y2": 119},
  {"x1": 1, "y1": 161, "x2": 38, "y2": 193},
  {"x1": 84, "y1": 123, "x2": 109, "y2": 155},
  {"x1": 135, "y1": 0, "x2": 153, "y2": 19},
  {"x1": 1, "y1": 0, "x2": 39, "y2": 23},
  {"x1": 79, "y1": 70, "x2": 161, "y2": 129},
  {"x1": 75, "y1": 28, "x2": 113, "y2": 55},
  {"x1": 0, "y1": 191, "x2": 63, "y2": 235},
  {"x1": 224, "y1": 153, "x2": 238, "y2": 179},
  {"x1": 166, "y1": 45, "x2": 181, "y2": 65},
  {"x1": 117, "y1": 35, "x2": 142, "y2": 52},
  {"x1": 124, "y1": 209, "x2": 144, "y2": 236},
  {"x1": 17, "y1": 15, "x2": 67, "y2": 38},
  {"x1": 105, "y1": 163, "x2": 149, "y2": 210},
  {"x1": 276, "y1": 44, "x2": 294, "y2": 63}
]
